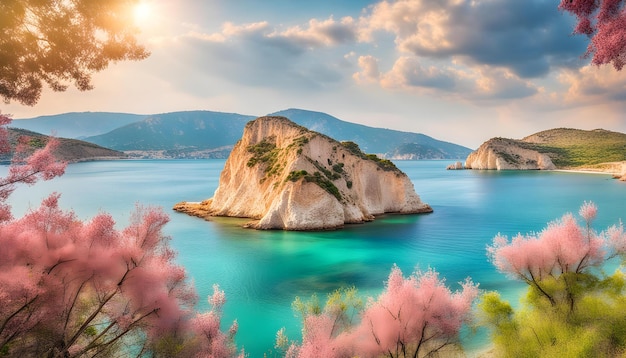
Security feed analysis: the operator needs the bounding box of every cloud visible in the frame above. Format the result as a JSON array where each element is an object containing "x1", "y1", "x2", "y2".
[
  {"x1": 355, "y1": 55, "x2": 538, "y2": 101},
  {"x1": 141, "y1": 0, "x2": 619, "y2": 106},
  {"x1": 146, "y1": 18, "x2": 362, "y2": 95},
  {"x1": 381, "y1": 56, "x2": 457, "y2": 91},
  {"x1": 353, "y1": 55, "x2": 381, "y2": 83},
  {"x1": 558, "y1": 65, "x2": 626, "y2": 106},
  {"x1": 361, "y1": 0, "x2": 589, "y2": 78},
  {"x1": 280, "y1": 16, "x2": 360, "y2": 47}
]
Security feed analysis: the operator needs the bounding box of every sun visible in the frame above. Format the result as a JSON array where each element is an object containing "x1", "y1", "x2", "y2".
[{"x1": 133, "y1": 2, "x2": 153, "y2": 25}]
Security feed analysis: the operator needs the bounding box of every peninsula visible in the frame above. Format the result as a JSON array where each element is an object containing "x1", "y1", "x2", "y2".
[
  {"x1": 460, "y1": 128, "x2": 626, "y2": 180},
  {"x1": 174, "y1": 116, "x2": 432, "y2": 230}
]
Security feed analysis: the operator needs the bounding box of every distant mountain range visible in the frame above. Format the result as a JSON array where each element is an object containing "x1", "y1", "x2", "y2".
[{"x1": 12, "y1": 109, "x2": 472, "y2": 160}]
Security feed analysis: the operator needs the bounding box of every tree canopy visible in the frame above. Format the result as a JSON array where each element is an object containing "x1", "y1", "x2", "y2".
[{"x1": 0, "y1": 0, "x2": 149, "y2": 106}]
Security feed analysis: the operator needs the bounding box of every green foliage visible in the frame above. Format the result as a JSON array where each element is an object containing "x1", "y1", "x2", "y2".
[
  {"x1": 340, "y1": 141, "x2": 399, "y2": 171},
  {"x1": 286, "y1": 168, "x2": 342, "y2": 201},
  {"x1": 28, "y1": 137, "x2": 46, "y2": 148},
  {"x1": 520, "y1": 128, "x2": 626, "y2": 168},
  {"x1": 304, "y1": 173, "x2": 342, "y2": 201},
  {"x1": 495, "y1": 151, "x2": 521, "y2": 165},
  {"x1": 292, "y1": 293, "x2": 322, "y2": 318},
  {"x1": 340, "y1": 141, "x2": 362, "y2": 156},
  {"x1": 83, "y1": 326, "x2": 98, "y2": 337},
  {"x1": 247, "y1": 137, "x2": 284, "y2": 178},
  {"x1": 0, "y1": 343, "x2": 9, "y2": 356},
  {"x1": 292, "y1": 286, "x2": 364, "y2": 327},
  {"x1": 308, "y1": 158, "x2": 341, "y2": 180},
  {"x1": 481, "y1": 270, "x2": 626, "y2": 357},
  {"x1": 286, "y1": 170, "x2": 308, "y2": 182},
  {"x1": 374, "y1": 158, "x2": 399, "y2": 171},
  {"x1": 346, "y1": 180, "x2": 353, "y2": 189},
  {"x1": 332, "y1": 163, "x2": 344, "y2": 173},
  {"x1": 247, "y1": 138, "x2": 277, "y2": 167}
]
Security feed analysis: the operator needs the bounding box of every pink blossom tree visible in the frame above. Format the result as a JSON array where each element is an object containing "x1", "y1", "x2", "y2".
[
  {"x1": 487, "y1": 201, "x2": 626, "y2": 310},
  {"x1": 0, "y1": 115, "x2": 243, "y2": 357},
  {"x1": 559, "y1": 0, "x2": 626, "y2": 70},
  {"x1": 482, "y1": 202, "x2": 626, "y2": 355},
  {"x1": 280, "y1": 267, "x2": 479, "y2": 358}
]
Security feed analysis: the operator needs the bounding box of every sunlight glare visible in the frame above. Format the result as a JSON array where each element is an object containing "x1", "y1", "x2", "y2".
[{"x1": 133, "y1": 2, "x2": 152, "y2": 25}]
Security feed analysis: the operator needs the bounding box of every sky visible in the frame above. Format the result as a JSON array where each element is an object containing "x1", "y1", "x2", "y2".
[{"x1": 5, "y1": 0, "x2": 626, "y2": 149}]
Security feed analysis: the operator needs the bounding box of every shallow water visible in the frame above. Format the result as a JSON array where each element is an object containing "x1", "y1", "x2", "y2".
[{"x1": 6, "y1": 160, "x2": 626, "y2": 355}]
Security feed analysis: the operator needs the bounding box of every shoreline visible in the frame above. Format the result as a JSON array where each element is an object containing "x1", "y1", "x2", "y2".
[{"x1": 551, "y1": 169, "x2": 615, "y2": 175}]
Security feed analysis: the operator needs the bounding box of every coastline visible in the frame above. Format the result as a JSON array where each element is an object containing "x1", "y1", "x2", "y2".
[{"x1": 551, "y1": 169, "x2": 615, "y2": 175}]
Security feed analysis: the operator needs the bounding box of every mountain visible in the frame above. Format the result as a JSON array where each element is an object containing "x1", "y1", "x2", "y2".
[
  {"x1": 14, "y1": 109, "x2": 473, "y2": 160},
  {"x1": 174, "y1": 116, "x2": 432, "y2": 230},
  {"x1": 5, "y1": 128, "x2": 127, "y2": 163},
  {"x1": 84, "y1": 111, "x2": 255, "y2": 156},
  {"x1": 12, "y1": 112, "x2": 146, "y2": 139},
  {"x1": 270, "y1": 109, "x2": 471, "y2": 159},
  {"x1": 464, "y1": 128, "x2": 626, "y2": 175}
]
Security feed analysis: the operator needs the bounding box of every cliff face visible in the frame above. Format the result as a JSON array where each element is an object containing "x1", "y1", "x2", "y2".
[
  {"x1": 465, "y1": 128, "x2": 626, "y2": 171},
  {"x1": 465, "y1": 137, "x2": 555, "y2": 170},
  {"x1": 174, "y1": 116, "x2": 432, "y2": 230}
]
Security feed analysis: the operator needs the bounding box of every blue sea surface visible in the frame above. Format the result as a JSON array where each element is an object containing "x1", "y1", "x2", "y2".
[{"x1": 6, "y1": 160, "x2": 626, "y2": 356}]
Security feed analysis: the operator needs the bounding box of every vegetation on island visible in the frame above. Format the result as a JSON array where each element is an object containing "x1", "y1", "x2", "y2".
[
  {"x1": 2, "y1": 128, "x2": 127, "y2": 163},
  {"x1": 523, "y1": 128, "x2": 626, "y2": 168},
  {"x1": 245, "y1": 127, "x2": 404, "y2": 202},
  {"x1": 341, "y1": 141, "x2": 399, "y2": 172},
  {"x1": 486, "y1": 129, "x2": 626, "y2": 169}
]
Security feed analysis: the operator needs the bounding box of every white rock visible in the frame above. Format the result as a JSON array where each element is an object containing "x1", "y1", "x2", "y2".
[{"x1": 204, "y1": 116, "x2": 432, "y2": 230}]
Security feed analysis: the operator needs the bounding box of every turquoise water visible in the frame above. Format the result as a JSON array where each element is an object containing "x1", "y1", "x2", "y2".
[{"x1": 6, "y1": 160, "x2": 626, "y2": 356}]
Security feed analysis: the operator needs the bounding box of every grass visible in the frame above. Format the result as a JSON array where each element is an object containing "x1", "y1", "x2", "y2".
[{"x1": 521, "y1": 129, "x2": 626, "y2": 168}]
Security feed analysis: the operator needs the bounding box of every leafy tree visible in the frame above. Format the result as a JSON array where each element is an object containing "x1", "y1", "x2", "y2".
[
  {"x1": 481, "y1": 202, "x2": 626, "y2": 356},
  {"x1": 279, "y1": 267, "x2": 479, "y2": 358},
  {"x1": 559, "y1": 0, "x2": 626, "y2": 70},
  {"x1": 0, "y1": 0, "x2": 149, "y2": 105}
]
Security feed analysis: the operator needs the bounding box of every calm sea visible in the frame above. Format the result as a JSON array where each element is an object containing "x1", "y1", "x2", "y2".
[{"x1": 5, "y1": 160, "x2": 626, "y2": 356}]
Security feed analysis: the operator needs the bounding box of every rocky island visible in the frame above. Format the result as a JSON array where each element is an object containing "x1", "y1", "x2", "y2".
[
  {"x1": 461, "y1": 128, "x2": 626, "y2": 180},
  {"x1": 174, "y1": 116, "x2": 432, "y2": 230}
]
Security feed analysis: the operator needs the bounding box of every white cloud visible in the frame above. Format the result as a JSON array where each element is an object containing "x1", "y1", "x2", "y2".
[
  {"x1": 360, "y1": 0, "x2": 588, "y2": 78},
  {"x1": 353, "y1": 55, "x2": 381, "y2": 83}
]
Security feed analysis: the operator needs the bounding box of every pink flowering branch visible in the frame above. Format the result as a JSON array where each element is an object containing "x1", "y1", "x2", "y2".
[
  {"x1": 0, "y1": 113, "x2": 66, "y2": 221},
  {"x1": 283, "y1": 266, "x2": 478, "y2": 358},
  {"x1": 559, "y1": 0, "x2": 626, "y2": 70}
]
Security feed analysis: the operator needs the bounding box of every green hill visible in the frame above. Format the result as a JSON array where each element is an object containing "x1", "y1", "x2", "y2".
[
  {"x1": 521, "y1": 128, "x2": 626, "y2": 168},
  {"x1": 5, "y1": 128, "x2": 127, "y2": 163}
]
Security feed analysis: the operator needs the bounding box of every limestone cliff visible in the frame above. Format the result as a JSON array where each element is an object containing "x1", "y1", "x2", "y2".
[
  {"x1": 465, "y1": 128, "x2": 626, "y2": 172},
  {"x1": 465, "y1": 137, "x2": 555, "y2": 170},
  {"x1": 174, "y1": 116, "x2": 432, "y2": 230}
]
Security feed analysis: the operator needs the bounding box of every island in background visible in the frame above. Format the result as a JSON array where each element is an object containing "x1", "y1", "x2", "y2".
[
  {"x1": 447, "y1": 128, "x2": 626, "y2": 181},
  {"x1": 4, "y1": 128, "x2": 127, "y2": 163},
  {"x1": 174, "y1": 116, "x2": 432, "y2": 230}
]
